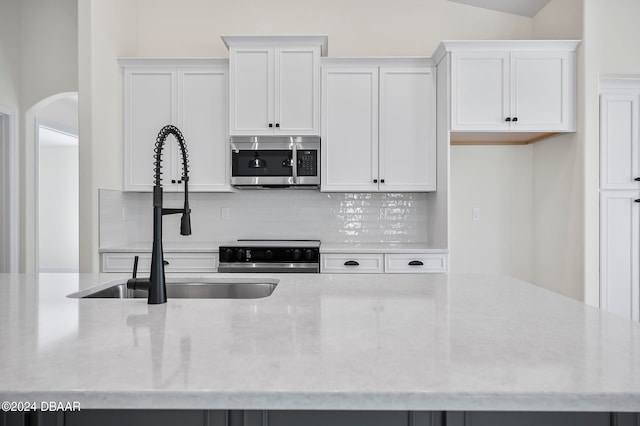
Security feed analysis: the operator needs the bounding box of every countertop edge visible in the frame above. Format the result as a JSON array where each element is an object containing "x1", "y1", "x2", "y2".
[{"x1": 2, "y1": 390, "x2": 637, "y2": 412}]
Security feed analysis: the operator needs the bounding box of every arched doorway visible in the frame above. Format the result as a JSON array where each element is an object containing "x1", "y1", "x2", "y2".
[{"x1": 25, "y1": 92, "x2": 79, "y2": 272}]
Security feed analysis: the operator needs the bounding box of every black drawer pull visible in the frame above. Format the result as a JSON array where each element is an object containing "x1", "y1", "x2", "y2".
[
  {"x1": 635, "y1": 177, "x2": 640, "y2": 182},
  {"x1": 344, "y1": 260, "x2": 360, "y2": 266},
  {"x1": 408, "y1": 260, "x2": 424, "y2": 266},
  {"x1": 635, "y1": 199, "x2": 640, "y2": 203}
]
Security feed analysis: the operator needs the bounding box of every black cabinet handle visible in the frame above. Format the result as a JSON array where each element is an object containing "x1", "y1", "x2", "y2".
[
  {"x1": 634, "y1": 177, "x2": 640, "y2": 182},
  {"x1": 163, "y1": 260, "x2": 169, "y2": 266},
  {"x1": 512, "y1": 117, "x2": 518, "y2": 122},
  {"x1": 373, "y1": 179, "x2": 378, "y2": 183},
  {"x1": 268, "y1": 123, "x2": 273, "y2": 128},
  {"x1": 275, "y1": 123, "x2": 280, "y2": 128},
  {"x1": 408, "y1": 260, "x2": 424, "y2": 266},
  {"x1": 344, "y1": 260, "x2": 360, "y2": 266},
  {"x1": 635, "y1": 199, "x2": 640, "y2": 203},
  {"x1": 171, "y1": 180, "x2": 183, "y2": 184},
  {"x1": 505, "y1": 117, "x2": 511, "y2": 122},
  {"x1": 381, "y1": 179, "x2": 385, "y2": 184}
]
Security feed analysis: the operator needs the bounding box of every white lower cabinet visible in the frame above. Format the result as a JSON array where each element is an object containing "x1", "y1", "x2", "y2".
[
  {"x1": 321, "y1": 253, "x2": 384, "y2": 274},
  {"x1": 385, "y1": 253, "x2": 448, "y2": 273},
  {"x1": 600, "y1": 191, "x2": 640, "y2": 321},
  {"x1": 101, "y1": 251, "x2": 218, "y2": 274},
  {"x1": 321, "y1": 252, "x2": 448, "y2": 274}
]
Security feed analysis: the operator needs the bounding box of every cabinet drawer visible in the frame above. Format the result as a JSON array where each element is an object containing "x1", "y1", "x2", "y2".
[
  {"x1": 384, "y1": 253, "x2": 448, "y2": 273},
  {"x1": 101, "y1": 252, "x2": 218, "y2": 273},
  {"x1": 321, "y1": 253, "x2": 384, "y2": 273}
]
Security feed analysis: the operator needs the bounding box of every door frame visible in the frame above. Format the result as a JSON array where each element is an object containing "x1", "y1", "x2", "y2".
[{"x1": 0, "y1": 105, "x2": 19, "y2": 272}]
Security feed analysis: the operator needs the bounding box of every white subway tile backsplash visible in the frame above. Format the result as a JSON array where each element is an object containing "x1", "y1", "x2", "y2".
[{"x1": 99, "y1": 189, "x2": 428, "y2": 247}]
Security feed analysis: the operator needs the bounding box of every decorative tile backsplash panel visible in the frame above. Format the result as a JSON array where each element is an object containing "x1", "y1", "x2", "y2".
[{"x1": 99, "y1": 189, "x2": 429, "y2": 247}]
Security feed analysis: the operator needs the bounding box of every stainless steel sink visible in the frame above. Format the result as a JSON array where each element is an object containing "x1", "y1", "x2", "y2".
[{"x1": 69, "y1": 277, "x2": 278, "y2": 299}]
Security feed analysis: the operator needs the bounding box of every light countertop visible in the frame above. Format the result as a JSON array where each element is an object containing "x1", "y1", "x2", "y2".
[{"x1": 1, "y1": 273, "x2": 639, "y2": 411}]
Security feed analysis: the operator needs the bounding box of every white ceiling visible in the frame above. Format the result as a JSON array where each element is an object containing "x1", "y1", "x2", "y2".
[{"x1": 448, "y1": 0, "x2": 552, "y2": 17}]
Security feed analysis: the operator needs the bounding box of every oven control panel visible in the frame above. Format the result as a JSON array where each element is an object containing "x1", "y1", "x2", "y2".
[{"x1": 219, "y1": 246, "x2": 319, "y2": 263}]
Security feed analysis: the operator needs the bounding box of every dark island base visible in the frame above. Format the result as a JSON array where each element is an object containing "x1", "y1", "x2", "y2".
[{"x1": 3, "y1": 410, "x2": 640, "y2": 426}]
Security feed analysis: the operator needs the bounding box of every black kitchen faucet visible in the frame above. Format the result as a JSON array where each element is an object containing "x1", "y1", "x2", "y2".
[{"x1": 127, "y1": 125, "x2": 191, "y2": 304}]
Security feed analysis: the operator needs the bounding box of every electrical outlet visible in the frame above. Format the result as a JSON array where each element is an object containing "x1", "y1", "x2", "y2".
[{"x1": 221, "y1": 207, "x2": 230, "y2": 220}]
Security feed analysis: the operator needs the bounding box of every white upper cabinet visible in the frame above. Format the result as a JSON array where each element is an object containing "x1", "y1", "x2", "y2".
[
  {"x1": 121, "y1": 59, "x2": 230, "y2": 192},
  {"x1": 439, "y1": 40, "x2": 579, "y2": 134},
  {"x1": 600, "y1": 92, "x2": 640, "y2": 190},
  {"x1": 322, "y1": 65, "x2": 379, "y2": 192},
  {"x1": 321, "y1": 59, "x2": 436, "y2": 192},
  {"x1": 379, "y1": 67, "x2": 436, "y2": 192},
  {"x1": 451, "y1": 52, "x2": 510, "y2": 131},
  {"x1": 223, "y1": 36, "x2": 327, "y2": 136}
]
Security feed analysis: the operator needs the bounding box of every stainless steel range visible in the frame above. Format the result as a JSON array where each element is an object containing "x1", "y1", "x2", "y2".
[{"x1": 218, "y1": 240, "x2": 320, "y2": 273}]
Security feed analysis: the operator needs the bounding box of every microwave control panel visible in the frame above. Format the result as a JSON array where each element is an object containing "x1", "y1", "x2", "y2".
[{"x1": 297, "y1": 150, "x2": 318, "y2": 176}]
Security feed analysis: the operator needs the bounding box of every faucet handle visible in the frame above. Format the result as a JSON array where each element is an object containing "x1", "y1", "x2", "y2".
[{"x1": 132, "y1": 256, "x2": 139, "y2": 278}]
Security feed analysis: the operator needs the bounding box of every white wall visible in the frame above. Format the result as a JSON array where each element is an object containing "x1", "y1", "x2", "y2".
[
  {"x1": 583, "y1": 0, "x2": 640, "y2": 306},
  {"x1": 0, "y1": 0, "x2": 78, "y2": 272},
  {"x1": 450, "y1": 145, "x2": 534, "y2": 281},
  {"x1": 0, "y1": 0, "x2": 20, "y2": 111},
  {"x1": 81, "y1": 0, "x2": 535, "y2": 272},
  {"x1": 530, "y1": 0, "x2": 583, "y2": 299}
]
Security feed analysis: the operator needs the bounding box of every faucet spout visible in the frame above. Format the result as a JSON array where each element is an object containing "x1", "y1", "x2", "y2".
[{"x1": 128, "y1": 125, "x2": 192, "y2": 305}]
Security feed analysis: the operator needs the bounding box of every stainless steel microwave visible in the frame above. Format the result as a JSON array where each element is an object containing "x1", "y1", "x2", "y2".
[{"x1": 230, "y1": 136, "x2": 320, "y2": 188}]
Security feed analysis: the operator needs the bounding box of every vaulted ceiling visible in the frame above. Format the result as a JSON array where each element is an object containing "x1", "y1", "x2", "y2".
[{"x1": 447, "y1": 0, "x2": 552, "y2": 17}]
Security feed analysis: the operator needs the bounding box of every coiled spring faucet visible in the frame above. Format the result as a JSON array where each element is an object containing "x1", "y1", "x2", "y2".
[{"x1": 127, "y1": 125, "x2": 191, "y2": 304}]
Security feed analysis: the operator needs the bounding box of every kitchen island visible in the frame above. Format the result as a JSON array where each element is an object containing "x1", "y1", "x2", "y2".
[{"x1": 1, "y1": 273, "x2": 639, "y2": 425}]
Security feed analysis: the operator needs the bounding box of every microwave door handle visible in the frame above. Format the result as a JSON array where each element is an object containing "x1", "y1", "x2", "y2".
[{"x1": 292, "y1": 146, "x2": 297, "y2": 183}]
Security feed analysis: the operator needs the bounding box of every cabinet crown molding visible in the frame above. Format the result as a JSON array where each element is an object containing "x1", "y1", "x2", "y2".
[
  {"x1": 118, "y1": 57, "x2": 228, "y2": 68},
  {"x1": 221, "y1": 35, "x2": 329, "y2": 56},
  {"x1": 432, "y1": 39, "x2": 581, "y2": 64}
]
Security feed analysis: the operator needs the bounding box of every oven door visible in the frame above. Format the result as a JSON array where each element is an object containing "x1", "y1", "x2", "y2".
[{"x1": 230, "y1": 136, "x2": 320, "y2": 187}]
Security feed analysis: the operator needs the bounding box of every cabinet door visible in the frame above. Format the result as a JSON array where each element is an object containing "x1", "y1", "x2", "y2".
[
  {"x1": 229, "y1": 48, "x2": 274, "y2": 135},
  {"x1": 321, "y1": 253, "x2": 384, "y2": 273},
  {"x1": 600, "y1": 191, "x2": 640, "y2": 321},
  {"x1": 379, "y1": 67, "x2": 436, "y2": 191},
  {"x1": 124, "y1": 69, "x2": 177, "y2": 191},
  {"x1": 450, "y1": 52, "x2": 510, "y2": 131},
  {"x1": 276, "y1": 46, "x2": 320, "y2": 135},
  {"x1": 600, "y1": 93, "x2": 640, "y2": 190},
  {"x1": 180, "y1": 68, "x2": 230, "y2": 192},
  {"x1": 321, "y1": 66, "x2": 379, "y2": 192},
  {"x1": 510, "y1": 51, "x2": 574, "y2": 131}
]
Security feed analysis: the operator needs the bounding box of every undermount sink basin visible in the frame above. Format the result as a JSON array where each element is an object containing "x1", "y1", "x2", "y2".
[{"x1": 69, "y1": 277, "x2": 278, "y2": 299}]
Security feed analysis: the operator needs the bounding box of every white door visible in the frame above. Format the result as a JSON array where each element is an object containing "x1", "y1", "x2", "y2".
[
  {"x1": 379, "y1": 67, "x2": 436, "y2": 192},
  {"x1": 600, "y1": 93, "x2": 640, "y2": 190},
  {"x1": 600, "y1": 191, "x2": 640, "y2": 321},
  {"x1": 275, "y1": 47, "x2": 320, "y2": 135},
  {"x1": 180, "y1": 68, "x2": 230, "y2": 192},
  {"x1": 450, "y1": 52, "x2": 510, "y2": 131},
  {"x1": 229, "y1": 48, "x2": 274, "y2": 135},
  {"x1": 510, "y1": 51, "x2": 573, "y2": 131},
  {"x1": 124, "y1": 69, "x2": 177, "y2": 191},
  {"x1": 321, "y1": 66, "x2": 379, "y2": 192}
]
